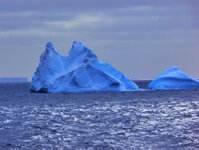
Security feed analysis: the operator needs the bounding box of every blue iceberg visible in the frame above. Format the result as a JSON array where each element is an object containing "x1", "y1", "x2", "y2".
[
  {"x1": 148, "y1": 66, "x2": 199, "y2": 90},
  {"x1": 30, "y1": 42, "x2": 139, "y2": 92}
]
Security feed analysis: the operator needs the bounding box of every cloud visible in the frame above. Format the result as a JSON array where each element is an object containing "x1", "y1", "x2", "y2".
[
  {"x1": 0, "y1": 30, "x2": 60, "y2": 37},
  {"x1": 0, "y1": 0, "x2": 199, "y2": 79},
  {"x1": 44, "y1": 14, "x2": 102, "y2": 29}
]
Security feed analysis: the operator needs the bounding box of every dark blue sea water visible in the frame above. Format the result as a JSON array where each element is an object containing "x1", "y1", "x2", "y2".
[{"x1": 0, "y1": 82, "x2": 199, "y2": 149}]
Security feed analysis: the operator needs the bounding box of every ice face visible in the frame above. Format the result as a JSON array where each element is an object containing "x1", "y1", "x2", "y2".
[
  {"x1": 30, "y1": 41, "x2": 139, "y2": 93},
  {"x1": 149, "y1": 66, "x2": 199, "y2": 90}
]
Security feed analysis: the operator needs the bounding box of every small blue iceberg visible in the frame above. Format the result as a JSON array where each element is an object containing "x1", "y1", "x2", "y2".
[
  {"x1": 30, "y1": 42, "x2": 139, "y2": 92},
  {"x1": 149, "y1": 66, "x2": 199, "y2": 90}
]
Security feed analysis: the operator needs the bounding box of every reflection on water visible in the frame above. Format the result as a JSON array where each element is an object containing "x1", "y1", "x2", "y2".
[{"x1": 0, "y1": 100, "x2": 199, "y2": 149}]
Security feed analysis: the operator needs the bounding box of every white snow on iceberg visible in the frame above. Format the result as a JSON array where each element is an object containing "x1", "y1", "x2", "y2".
[
  {"x1": 30, "y1": 41, "x2": 139, "y2": 92},
  {"x1": 148, "y1": 66, "x2": 199, "y2": 90}
]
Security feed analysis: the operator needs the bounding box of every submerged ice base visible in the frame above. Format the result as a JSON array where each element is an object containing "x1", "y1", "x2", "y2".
[
  {"x1": 30, "y1": 42, "x2": 139, "y2": 93},
  {"x1": 149, "y1": 66, "x2": 199, "y2": 90}
]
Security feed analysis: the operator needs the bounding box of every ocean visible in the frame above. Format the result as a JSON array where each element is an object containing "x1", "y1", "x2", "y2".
[{"x1": 0, "y1": 81, "x2": 199, "y2": 149}]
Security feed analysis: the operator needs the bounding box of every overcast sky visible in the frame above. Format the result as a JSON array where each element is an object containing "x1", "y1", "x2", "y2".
[{"x1": 0, "y1": 0, "x2": 199, "y2": 80}]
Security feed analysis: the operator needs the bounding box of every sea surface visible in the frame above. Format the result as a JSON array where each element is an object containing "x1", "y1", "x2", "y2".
[{"x1": 0, "y1": 81, "x2": 199, "y2": 149}]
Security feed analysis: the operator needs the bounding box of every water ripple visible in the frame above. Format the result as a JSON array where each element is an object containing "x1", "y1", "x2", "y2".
[{"x1": 0, "y1": 100, "x2": 199, "y2": 149}]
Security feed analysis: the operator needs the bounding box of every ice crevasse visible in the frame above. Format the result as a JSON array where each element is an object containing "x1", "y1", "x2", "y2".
[{"x1": 30, "y1": 41, "x2": 139, "y2": 92}]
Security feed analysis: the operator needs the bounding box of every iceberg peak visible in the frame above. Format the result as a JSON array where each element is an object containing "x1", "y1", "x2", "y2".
[
  {"x1": 46, "y1": 42, "x2": 56, "y2": 52},
  {"x1": 69, "y1": 41, "x2": 97, "y2": 64},
  {"x1": 72, "y1": 41, "x2": 84, "y2": 50},
  {"x1": 159, "y1": 66, "x2": 179, "y2": 76}
]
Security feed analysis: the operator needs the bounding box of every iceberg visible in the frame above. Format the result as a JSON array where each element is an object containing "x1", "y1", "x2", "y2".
[
  {"x1": 148, "y1": 66, "x2": 199, "y2": 90},
  {"x1": 30, "y1": 41, "x2": 139, "y2": 92}
]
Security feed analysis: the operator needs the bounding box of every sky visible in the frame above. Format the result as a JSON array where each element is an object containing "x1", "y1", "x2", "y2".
[{"x1": 0, "y1": 0, "x2": 199, "y2": 80}]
